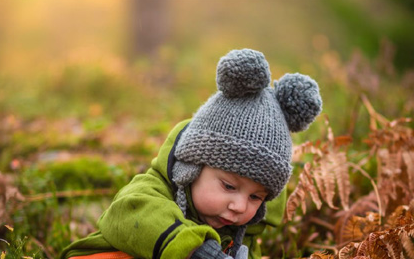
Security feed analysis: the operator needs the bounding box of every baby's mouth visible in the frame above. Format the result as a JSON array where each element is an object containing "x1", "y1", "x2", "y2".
[{"x1": 218, "y1": 217, "x2": 234, "y2": 226}]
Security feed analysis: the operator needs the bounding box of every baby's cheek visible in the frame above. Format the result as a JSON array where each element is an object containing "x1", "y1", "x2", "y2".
[
  {"x1": 200, "y1": 192, "x2": 223, "y2": 211},
  {"x1": 244, "y1": 205, "x2": 261, "y2": 222}
]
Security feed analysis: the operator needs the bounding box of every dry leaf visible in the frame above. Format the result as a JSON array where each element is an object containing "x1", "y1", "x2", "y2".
[
  {"x1": 386, "y1": 205, "x2": 414, "y2": 228},
  {"x1": 4, "y1": 225, "x2": 13, "y2": 232},
  {"x1": 0, "y1": 173, "x2": 25, "y2": 224},
  {"x1": 356, "y1": 232, "x2": 390, "y2": 258},
  {"x1": 338, "y1": 242, "x2": 359, "y2": 259},
  {"x1": 401, "y1": 223, "x2": 414, "y2": 259},
  {"x1": 334, "y1": 136, "x2": 353, "y2": 148},
  {"x1": 335, "y1": 209, "x2": 381, "y2": 247},
  {"x1": 309, "y1": 250, "x2": 335, "y2": 259},
  {"x1": 338, "y1": 216, "x2": 366, "y2": 243}
]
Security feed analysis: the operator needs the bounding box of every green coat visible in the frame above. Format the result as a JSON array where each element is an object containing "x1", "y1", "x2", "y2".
[{"x1": 61, "y1": 120, "x2": 286, "y2": 259}]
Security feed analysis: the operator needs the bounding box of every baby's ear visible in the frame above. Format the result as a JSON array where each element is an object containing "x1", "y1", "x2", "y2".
[{"x1": 274, "y1": 73, "x2": 322, "y2": 132}]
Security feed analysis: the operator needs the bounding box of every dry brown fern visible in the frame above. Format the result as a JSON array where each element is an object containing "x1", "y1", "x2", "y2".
[
  {"x1": 335, "y1": 212, "x2": 381, "y2": 246},
  {"x1": 362, "y1": 95, "x2": 414, "y2": 215},
  {"x1": 286, "y1": 163, "x2": 322, "y2": 220},
  {"x1": 287, "y1": 117, "x2": 352, "y2": 220},
  {"x1": 334, "y1": 202, "x2": 414, "y2": 259},
  {"x1": 402, "y1": 151, "x2": 414, "y2": 194},
  {"x1": 386, "y1": 204, "x2": 414, "y2": 229},
  {"x1": 308, "y1": 250, "x2": 336, "y2": 259},
  {"x1": 334, "y1": 193, "x2": 380, "y2": 246},
  {"x1": 332, "y1": 151, "x2": 350, "y2": 211},
  {"x1": 290, "y1": 96, "x2": 414, "y2": 259}
]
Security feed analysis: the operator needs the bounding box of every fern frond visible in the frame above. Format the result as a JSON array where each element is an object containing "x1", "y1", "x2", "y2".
[
  {"x1": 380, "y1": 228, "x2": 404, "y2": 259},
  {"x1": 318, "y1": 157, "x2": 337, "y2": 209},
  {"x1": 402, "y1": 151, "x2": 414, "y2": 194},
  {"x1": 332, "y1": 152, "x2": 350, "y2": 210},
  {"x1": 339, "y1": 216, "x2": 366, "y2": 244},
  {"x1": 304, "y1": 163, "x2": 323, "y2": 210},
  {"x1": 356, "y1": 232, "x2": 390, "y2": 259},
  {"x1": 335, "y1": 193, "x2": 379, "y2": 227},
  {"x1": 309, "y1": 250, "x2": 335, "y2": 259},
  {"x1": 348, "y1": 223, "x2": 414, "y2": 259},
  {"x1": 363, "y1": 212, "x2": 381, "y2": 233},
  {"x1": 408, "y1": 221, "x2": 414, "y2": 237},
  {"x1": 377, "y1": 149, "x2": 402, "y2": 177},
  {"x1": 401, "y1": 230, "x2": 414, "y2": 259},
  {"x1": 293, "y1": 140, "x2": 323, "y2": 161},
  {"x1": 286, "y1": 163, "x2": 322, "y2": 220},
  {"x1": 386, "y1": 205, "x2": 413, "y2": 228},
  {"x1": 335, "y1": 212, "x2": 381, "y2": 247},
  {"x1": 401, "y1": 223, "x2": 414, "y2": 259},
  {"x1": 312, "y1": 166, "x2": 326, "y2": 205},
  {"x1": 286, "y1": 176, "x2": 307, "y2": 221},
  {"x1": 338, "y1": 242, "x2": 358, "y2": 259}
]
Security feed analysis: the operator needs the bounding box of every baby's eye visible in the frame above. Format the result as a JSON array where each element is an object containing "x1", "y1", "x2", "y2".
[
  {"x1": 250, "y1": 194, "x2": 264, "y2": 201},
  {"x1": 223, "y1": 182, "x2": 235, "y2": 190}
]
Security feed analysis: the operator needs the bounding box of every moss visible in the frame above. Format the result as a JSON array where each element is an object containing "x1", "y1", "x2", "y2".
[{"x1": 19, "y1": 157, "x2": 130, "y2": 194}]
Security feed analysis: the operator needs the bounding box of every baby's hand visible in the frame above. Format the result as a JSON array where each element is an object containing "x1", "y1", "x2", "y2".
[
  {"x1": 234, "y1": 245, "x2": 248, "y2": 259},
  {"x1": 190, "y1": 239, "x2": 233, "y2": 259}
]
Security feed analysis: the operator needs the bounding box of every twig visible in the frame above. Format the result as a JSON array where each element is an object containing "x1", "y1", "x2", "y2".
[
  {"x1": 309, "y1": 216, "x2": 335, "y2": 231},
  {"x1": 348, "y1": 94, "x2": 361, "y2": 136},
  {"x1": 305, "y1": 242, "x2": 338, "y2": 255},
  {"x1": 25, "y1": 188, "x2": 116, "y2": 202},
  {"x1": 0, "y1": 238, "x2": 10, "y2": 246},
  {"x1": 348, "y1": 162, "x2": 382, "y2": 224},
  {"x1": 360, "y1": 94, "x2": 389, "y2": 128}
]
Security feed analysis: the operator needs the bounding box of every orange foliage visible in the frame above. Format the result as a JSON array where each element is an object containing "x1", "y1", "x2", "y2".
[{"x1": 288, "y1": 96, "x2": 414, "y2": 258}]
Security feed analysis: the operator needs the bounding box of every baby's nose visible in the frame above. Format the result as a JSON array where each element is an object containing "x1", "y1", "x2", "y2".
[{"x1": 228, "y1": 195, "x2": 248, "y2": 213}]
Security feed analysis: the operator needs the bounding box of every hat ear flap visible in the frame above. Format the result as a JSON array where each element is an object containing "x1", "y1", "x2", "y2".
[
  {"x1": 172, "y1": 161, "x2": 203, "y2": 216},
  {"x1": 274, "y1": 73, "x2": 322, "y2": 132},
  {"x1": 172, "y1": 161, "x2": 203, "y2": 186}
]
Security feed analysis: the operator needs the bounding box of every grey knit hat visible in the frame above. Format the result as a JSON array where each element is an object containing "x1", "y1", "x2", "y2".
[{"x1": 172, "y1": 48, "x2": 322, "y2": 253}]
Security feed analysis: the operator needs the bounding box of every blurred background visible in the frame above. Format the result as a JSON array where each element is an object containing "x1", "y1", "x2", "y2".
[
  {"x1": 1, "y1": 0, "x2": 414, "y2": 258},
  {"x1": 1, "y1": 0, "x2": 413, "y2": 124}
]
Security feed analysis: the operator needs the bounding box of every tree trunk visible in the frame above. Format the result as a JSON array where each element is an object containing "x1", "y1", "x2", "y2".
[{"x1": 127, "y1": 0, "x2": 170, "y2": 60}]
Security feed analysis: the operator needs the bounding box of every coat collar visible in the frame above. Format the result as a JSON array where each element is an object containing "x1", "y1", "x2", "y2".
[{"x1": 166, "y1": 122, "x2": 190, "y2": 194}]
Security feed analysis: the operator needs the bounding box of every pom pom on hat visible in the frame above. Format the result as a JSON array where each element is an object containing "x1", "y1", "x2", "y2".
[
  {"x1": 275, "y1": 73, "x2": 322, "y2": 132},
  {"x1": 216, "y1": 49, "x2": 271, "y2": 98}
]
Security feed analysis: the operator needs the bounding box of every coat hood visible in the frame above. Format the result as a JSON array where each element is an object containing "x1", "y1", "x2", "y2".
[{"x1": 150, "y1": 119, "x2": 191, "y2": 193}]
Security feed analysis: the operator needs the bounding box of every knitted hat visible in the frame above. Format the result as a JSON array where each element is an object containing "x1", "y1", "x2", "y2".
[{"x1": 172, "y1": 48, "x2": 322, "y2": 254}]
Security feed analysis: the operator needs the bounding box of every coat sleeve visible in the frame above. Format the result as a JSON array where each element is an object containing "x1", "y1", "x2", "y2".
[{"x1": 98, "y1": 168, "x2": 220, "y2": 259}]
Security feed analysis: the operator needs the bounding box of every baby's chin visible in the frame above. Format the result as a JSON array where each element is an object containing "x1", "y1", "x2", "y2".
[{"x1": 210, "y1": 220, "x2": 249, "y2": 229}]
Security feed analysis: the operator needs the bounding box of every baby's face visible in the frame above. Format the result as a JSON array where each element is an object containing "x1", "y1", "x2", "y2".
[{"x1": 191, "y1": 166, "x2": 267, "y2": 229}]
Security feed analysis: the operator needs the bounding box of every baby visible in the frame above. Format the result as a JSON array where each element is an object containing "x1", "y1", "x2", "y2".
[{"x1": 61, "y1": 48, "x2": 322, "y2": 259}]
